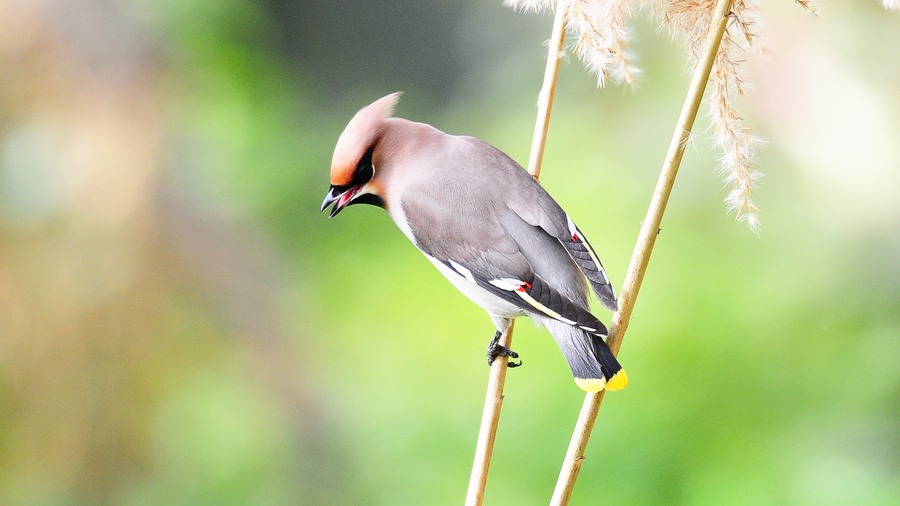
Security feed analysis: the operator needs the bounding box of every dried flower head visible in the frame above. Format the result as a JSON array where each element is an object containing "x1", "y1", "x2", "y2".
[
  {"x1": 506, "y1": 0, "x2": 640, "y2": 86},
  {"x1": 642, "y1": 0, "x2": 765, "y2": 230},
  {"x1": 504, "y1": 0, "x2": 819, "y2": 232},
  {"x1": 566, "y1": 0, "x2": 640, "y2": 86},
  {"x1": 503, "y1": 0, "x2": 555, "y2": 12}
]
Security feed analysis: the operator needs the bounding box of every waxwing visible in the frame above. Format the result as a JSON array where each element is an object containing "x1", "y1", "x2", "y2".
[{"x1": 321, "y1": 93, "x2": 626, "y2": 392}]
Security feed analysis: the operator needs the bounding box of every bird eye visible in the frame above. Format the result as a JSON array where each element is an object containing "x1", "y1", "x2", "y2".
[
  {"x1": 351, "y1": 146, "x2": 376, "y2": 186},
  {"x1": 356, "y1": 163, "x2": 373, "y2": 184}
]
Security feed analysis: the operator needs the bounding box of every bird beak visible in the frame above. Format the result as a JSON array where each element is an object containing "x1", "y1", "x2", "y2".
[{"x1": 321, "y1": 185, "x2": 359, "y2": 218}]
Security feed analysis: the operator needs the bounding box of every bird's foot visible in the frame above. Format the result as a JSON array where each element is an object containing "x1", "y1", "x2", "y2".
[{"x1": 486, "y1": 330, "x2": 522, "y2": 368}]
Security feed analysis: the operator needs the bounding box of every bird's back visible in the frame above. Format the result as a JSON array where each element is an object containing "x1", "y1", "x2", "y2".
[{"x1": 385, "y1": 123, "x2": 590, "y2": 311}]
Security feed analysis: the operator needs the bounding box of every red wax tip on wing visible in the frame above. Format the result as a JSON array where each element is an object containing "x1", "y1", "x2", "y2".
[
  {"x1": 517, "y1": 281, "x2": 532, "y2": 292},
  {"x1": 571, "y1": 233, "x2": 580, "y2": 242}
]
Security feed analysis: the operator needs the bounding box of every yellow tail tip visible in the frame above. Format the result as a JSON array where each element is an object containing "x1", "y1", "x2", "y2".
[
  {"x1": 605, "y1": 370, "x2": 628, "y2": 391},
  {"x1": 574, "y1": 377, "x2": 606, "y2": 393}
]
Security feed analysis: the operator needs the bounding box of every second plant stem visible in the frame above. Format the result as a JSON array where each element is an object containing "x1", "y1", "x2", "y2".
[{"x1": 549, "y1": 0, "x2": 737, "y2": 503}]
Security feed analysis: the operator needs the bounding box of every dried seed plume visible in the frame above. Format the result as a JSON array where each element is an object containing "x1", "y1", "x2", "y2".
[{"x1": 506, "y1": 0, "x2": 810, "y2": 231}]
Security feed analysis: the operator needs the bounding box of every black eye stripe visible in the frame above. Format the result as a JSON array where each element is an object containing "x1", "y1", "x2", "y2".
[{"x1": 350, "y1": 146, "x2": 376, "y2": 187}]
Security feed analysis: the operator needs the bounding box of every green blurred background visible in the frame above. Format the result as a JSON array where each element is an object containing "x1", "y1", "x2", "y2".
[{"x1": 0, "y1": 1, "x2": 897, "y2": 504}]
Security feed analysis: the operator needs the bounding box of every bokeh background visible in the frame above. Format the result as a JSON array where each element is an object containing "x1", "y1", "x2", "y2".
[{"x1": 1, "y1": 1, "x2": 897, "y2": 504}]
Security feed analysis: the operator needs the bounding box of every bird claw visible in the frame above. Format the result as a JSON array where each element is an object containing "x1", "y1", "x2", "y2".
[{"x1": 486, "y1": 330, "x2": 522, "y2": 368}]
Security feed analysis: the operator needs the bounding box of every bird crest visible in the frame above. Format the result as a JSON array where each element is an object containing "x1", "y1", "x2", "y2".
[{"x1": 330, "y1": 92, "x2": 402, "y2": 186}]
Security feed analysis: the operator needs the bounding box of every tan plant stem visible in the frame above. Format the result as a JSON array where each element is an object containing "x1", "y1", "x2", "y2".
[
  {"x1": 526, "y1": 0, "x2": 568, "y2": 182},
  {"x1": 549, "y1": 0, "x2": 735, "y2": 504},
  {"x1": 465, "y1": 2, "x2": 569, "y2": 505}
]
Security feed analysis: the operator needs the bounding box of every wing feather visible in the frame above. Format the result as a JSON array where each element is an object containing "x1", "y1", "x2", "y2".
[
  {"x1": 436, "y1": 259, "x2": 609, "y2": 337},
  {"x1": 508, "y1": 188, "x2": 618, "y2": 311}
]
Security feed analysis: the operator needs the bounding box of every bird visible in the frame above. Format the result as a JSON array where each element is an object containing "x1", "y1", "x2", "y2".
[{"x1": 321, "y1": 93, "x2": 626, "y2": 392}]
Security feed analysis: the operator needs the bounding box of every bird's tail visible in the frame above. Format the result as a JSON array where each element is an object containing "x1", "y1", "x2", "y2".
[{"x1": 540, "y1": 318, "x2": 628, "y2": 393}]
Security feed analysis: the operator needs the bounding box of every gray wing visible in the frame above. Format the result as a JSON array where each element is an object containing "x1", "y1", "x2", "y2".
[
  {"x1": 444, "y1": 135, "x2": 617, "y2": 311},
  {"x1": 399, "y1": 163, "x2": 609, "y2": 336},
  {"x1": 506, "y1": 177, "x2": 618, "y2": 312}
]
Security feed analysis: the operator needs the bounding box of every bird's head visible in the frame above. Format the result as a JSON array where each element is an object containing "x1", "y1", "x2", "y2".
[{"x1": 321, "y1": 92, "x2": 402, "y2": 218}]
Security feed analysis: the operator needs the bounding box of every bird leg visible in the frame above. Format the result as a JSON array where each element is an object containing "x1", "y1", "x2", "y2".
[{"x1": 486, "y1": 330, "x2": 522, "y2": 368}]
